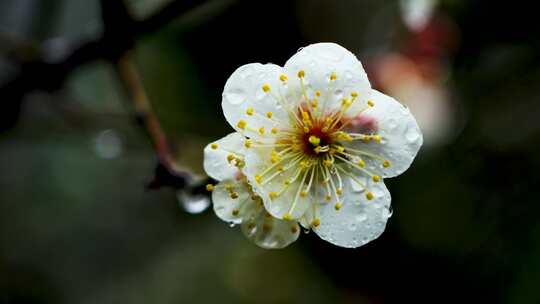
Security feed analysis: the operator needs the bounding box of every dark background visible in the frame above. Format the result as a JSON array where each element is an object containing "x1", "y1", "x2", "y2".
[{"x1": 1, "y1": 0, "x2": 540, "y2": 303}]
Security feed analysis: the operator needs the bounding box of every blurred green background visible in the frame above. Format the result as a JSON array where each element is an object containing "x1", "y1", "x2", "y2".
[{"x1": 1, "y1": 0, "x2": 540, "y2": 303}]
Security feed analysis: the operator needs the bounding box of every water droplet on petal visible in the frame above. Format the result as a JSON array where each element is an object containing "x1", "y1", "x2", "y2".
[
  {"x1": 405, "y1": 126, "x2": 420, "y2": 143},
  {"x1": 224, "y1": 89, "x2": 245, "y2": 105},
  {"x1": 229, "y1": 222, "x2": 236, "y2": 228},
  {"x1": 303, "y1": 228, "x2": 311, "y2": 234}
]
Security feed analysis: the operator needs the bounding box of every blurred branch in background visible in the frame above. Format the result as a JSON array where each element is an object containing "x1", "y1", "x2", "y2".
[{"x1": 0, "y1": 0, "x2": 213, "y2": 193}]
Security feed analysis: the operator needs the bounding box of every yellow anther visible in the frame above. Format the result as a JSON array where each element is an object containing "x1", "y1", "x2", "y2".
[
  {"x1": 225, "y1": 184, "x2": 234, "y2": 191},
  {"x1": 351, "y1": 91, "x2": 358, "y2": 98},
  {"x1": 302, "y1": 111, "x2": 310, "y2": 121},
  {"x1": 357, "y1": 159, "x2": 366, "y2": 167},
  {"x1": 308, "y1": 135, "x2": 321, "y2": 146},
  {"x1": 336, "y1": 188, "x2": 343, "y2": 196},
  {"x1": 367, "y1": 100, "x2": 374, "y2": 107},
  {"x1": 237, "y1": 120, "x2": 247, "y2": 130},
  {"x1": 210, "y1": 143, "x2": 218, "y2": 150},
  {"x1": 269, "y1": 192, "x2": 278, "y2": 199},
  {"x1": 235, "y1": 160, "x2": 245, "y2": 168},
  {"x1": 246, "y1": 107, "x2": 254, "y2": 116},
  {"x1": 271, "y1": 127, "x2": 278, "y2": 134},
  {"x1": 232, "y1": 209, "x2": 240, "y2": 216},
  {"x1": 297, "y1": 70, "x2": 305, "y2": 78},
  {"x1": 279, "y1": 74, "x2": 288, "y2": 82},
  {"x1": 366, "y1": 192, "x2": 374, "y2": 200},
  {"x1": 205, "y1": 184, "x2": 214, "y2": 192},
  {"x1": 335, "y1": 146, "x2": 345, "y2": 153},
  {"x1": 300, "y1": 190, "x2": 307, "y2": 197},
  {"x1": 262, "y1": 84, "x2": 271, "y2": 92},
  {"x1": 315, "y1": 90, "x2": 321, "y2": 97},
  {"x1": 337, "y1": 132, "x2": 353, "y2": 141},
  {"x1": 227, "y1": 154, "x2": 235, "y2": 162},
  {"x1": 258, "y1": 127, "x2": 265, "y2": 135},
  {"x1": 314, "y1": 146, "x2": 322, "y2": 154},
  {"x1": 324, "y1": 117, "x2": 333, "y2": 126},
  {"x1": 303, "y1": 126, "x2": 310, "y2": 133},
  {"x1": 244, "y1": 139, "x2": 252, "y2": 148},
  {"x1": 373, "y1": 135, "x2": 381, "y2": 143},
  {"x1": 334, "y1": 202, "x2": 342, "y2": 210},
  {"x1": 255, "y1": 175, "x2": 262, "y2": 184},
  {"x1": 284, "y1": 179, "x2": 291, "y2": 186},
  {"x1": 325, "y1": 195, "x2": 332, "y2": 201},
  {"x1": 372, "y1": 175, "x2": 381, "y2": 183},
  {"x1": 383, "y1": 160, "x2": 391, "y2": 168},
  {"x1": 283, "y1": 213, "x2": 293, "y2": 221},
  {"x1": 323, "y1": 159, "x2": 333, "y2": 167},
  {"x1": 330, "y1": 72, "x2": 337, "y2": 81},
  {"x1": 311, "y1": 218, "x2": 321, "y2": 227},
  {"x1": 266, "y1": 112, "x2": 273, "y2": 118},
  {"x1": 271, "y1": 155, "x2": 280, "y2": 164},
  {"x1": 230, "y1": 192, "x2": 239, "y2": 199},
  {"x1": 277, "y1": 165, "x2": 284, "y2": 171},
  {"x1": 341, "y1": 98, "x2": 352, "y2": 107},
  {"x1": 300, "y1": 160, "x2": 310, "y2": 168},
  {"x1": 311, "y1": 99, "x2": 318, "y2": 108}
]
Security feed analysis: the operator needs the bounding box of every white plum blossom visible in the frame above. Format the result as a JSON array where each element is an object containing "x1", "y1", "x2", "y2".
[
  {"x1": 209, "y1": 43, "x2": 423, "y2": 248},
  {"x1": 204, "y1": 132, "x2": 300, "y2": 249}
]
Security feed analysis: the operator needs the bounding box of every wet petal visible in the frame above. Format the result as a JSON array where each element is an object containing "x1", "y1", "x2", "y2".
[
  {"x1": 211, "y1": 180, "x2": 251, "y2": 224},
  {"x1": 241, "y1": 206, "x2": 300, "y2": 249},
  {"x1": 345, "y1": 89, "x2": 423, "y2": 178},
  {"x1": 203, "y1": 132, "x2": 245, "y2": 181},
  {"x1": 222, "y1": 63, "x2": 291, "y2": 141},
  {"x1": 309, "y1": 176, "x2": 392, "y2": 248},
  {"x1": 284, "y1": 43, "x2": 371, "y2": 113}
]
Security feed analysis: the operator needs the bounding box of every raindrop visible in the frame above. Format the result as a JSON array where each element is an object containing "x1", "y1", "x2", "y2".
[
  {"x1": 93, "y1": 129, "x2": 122, "y2": 159},
  {"x1": 224, "y1": 90, "x2": 245, "y2": 105},
  {"x1": 177, "y1": 191, "x2": 210, "y2": 214},
  {"x1": 388, "y1": 206, "x2": 394, "y2": 218},
  {"x1": 333, "y1": 89, "x2": 344, "y2": 100},
  {"x1": 405, "y1": 126, "x2": 420, "y2": 142},
  {"x1": 303, "y1": 228, "x2": 311, "y2": 234},
  {"x1": 229, "y1": 222, "x2": 236, "y2": 228}
]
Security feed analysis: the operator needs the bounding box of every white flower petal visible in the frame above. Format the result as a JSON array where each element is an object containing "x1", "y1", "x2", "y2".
[
  {"x1": 222, "y1": 63, "x2": 290, "y2": 141},
  {"x1": 243, "y1": 147, "x2": 311, "y2": 220},
  {"x1": 211, "y1": 180, "x2": 251, "y2": 224},
  {"x1": 284, "y1": 43, "x2": 371, "y2": 113},
  {"x1": 241, "y1": 205, "x2": 300, "y2": 249},
  {"x1": 309, "y1": 177, "x2": 392, "y2": 248},
  {"x1": 345, "y1": 89, "x2": 423, "y2": 178},
  {"x1": 203, "y1": 132, "x2": 245, "y2": 181}
]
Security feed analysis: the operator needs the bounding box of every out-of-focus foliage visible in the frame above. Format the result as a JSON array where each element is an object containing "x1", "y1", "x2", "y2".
[{"x1": 1, "y1": 0, "x2": 540, "y2": 303}]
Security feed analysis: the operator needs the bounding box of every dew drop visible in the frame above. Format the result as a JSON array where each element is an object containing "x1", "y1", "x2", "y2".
[
  {"x1": 405, "y1": 126, "x2": 420, "y2": 143},
  {"x1": 224, "y1": 89, "x2": 245, "y2": 105},
  {"x1": 334, "y1": 89, "x2": 344, "y2": 100},
  {"x1": 303, "y1": 228, "x2": 311, "y2": 234},
  {"x1": 229, "y1": 222, "x2": 236, "y2": 228},
  {"x1": 177, "y1": 191, "x2": 210, "y2": 214}
]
